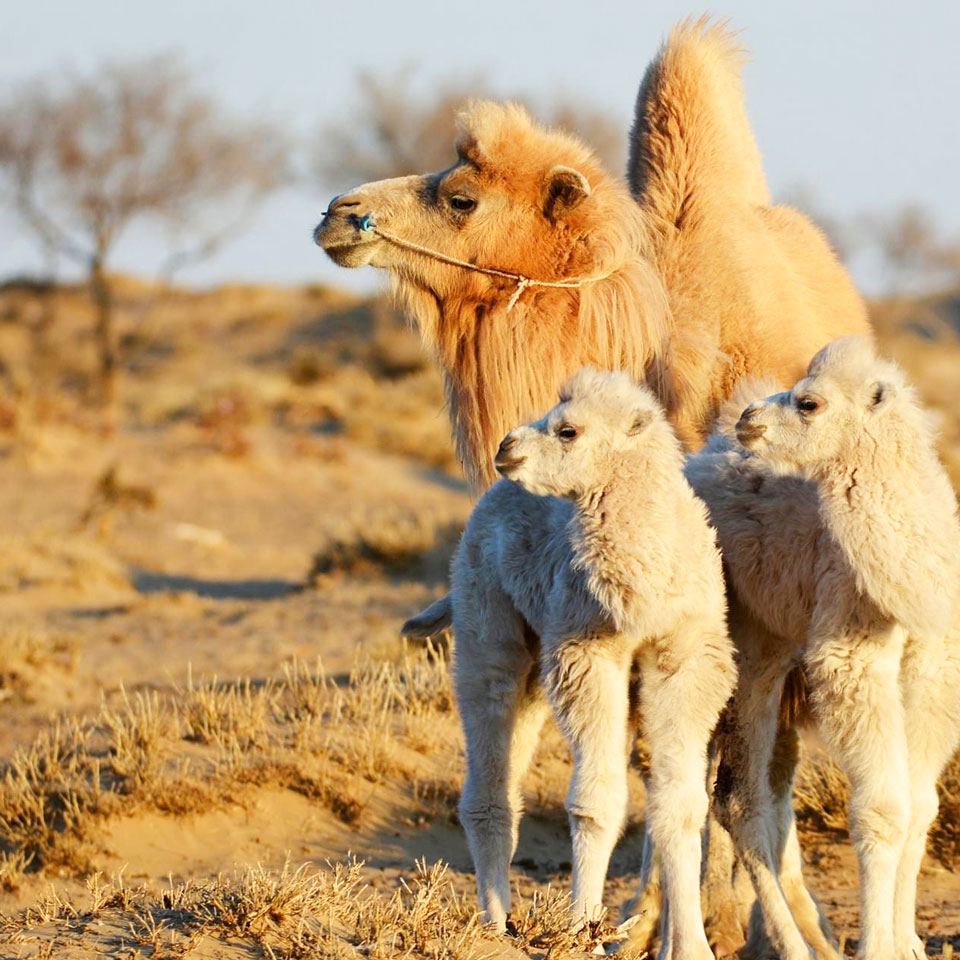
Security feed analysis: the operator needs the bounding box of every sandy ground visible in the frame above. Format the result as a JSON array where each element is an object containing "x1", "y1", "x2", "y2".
[{"x1": 0, "y1": 281, "x2": 959, "y2": 957}]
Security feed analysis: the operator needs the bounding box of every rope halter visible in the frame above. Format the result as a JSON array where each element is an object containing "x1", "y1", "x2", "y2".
[{"x1": 358, "y1": 215, "x2": 611, "y2": 313}]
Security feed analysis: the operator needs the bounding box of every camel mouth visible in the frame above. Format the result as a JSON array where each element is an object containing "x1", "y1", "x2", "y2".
[
  {"x1": 313, "y1": 217, "x2": 380, "y2": 268},
  {"x1": 494, "y1": 456, "x2": 526, "y2": 477}
]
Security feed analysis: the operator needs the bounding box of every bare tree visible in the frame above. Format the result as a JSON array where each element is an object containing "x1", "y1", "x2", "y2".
[
  {"x1": 861, "y1": 205, "x2": 960, "y2": 294},
  {"x1": 315, "y1": 68, "x2": 625, "y2": 188},
  {"x1": 0, "y1": 58, "x2": 288, "y2": 404}
]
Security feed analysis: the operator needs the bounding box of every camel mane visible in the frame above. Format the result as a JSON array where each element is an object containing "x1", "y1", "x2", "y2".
[{"x1": 392, "y1": 102, "x2": 674, "y2": 488}]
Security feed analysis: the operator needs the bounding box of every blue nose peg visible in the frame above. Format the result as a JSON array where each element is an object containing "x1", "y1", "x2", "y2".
[{"x1": 359, "y1": 214, "x2": 376, "y2": 232}]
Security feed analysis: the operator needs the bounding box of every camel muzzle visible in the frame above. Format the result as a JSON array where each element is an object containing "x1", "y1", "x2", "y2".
[
  {"x1": 494, "y1": 434, "x2": 526, "y2": 476},
  {"x1": 313, "y1": 192, "x2": 380, "y2": 265}
]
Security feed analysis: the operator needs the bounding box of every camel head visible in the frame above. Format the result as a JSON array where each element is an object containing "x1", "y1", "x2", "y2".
[
  {"x1": 315, "y1": 101, "x2": 665, "y2": 490},
  {"x1": 735, "y1": 335, "x2": 908, "y2": 471},
  {"x1": 494, "y1": 368, "x2": 671, "y2": 500},
  {"x1": 315, "y1": 100, "x2": 641, "y2": 311}
]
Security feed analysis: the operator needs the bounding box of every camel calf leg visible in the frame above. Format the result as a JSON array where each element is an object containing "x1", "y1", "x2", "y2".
[{"x1": 545, "y1": 642, "x2": 631, "y2": 921}]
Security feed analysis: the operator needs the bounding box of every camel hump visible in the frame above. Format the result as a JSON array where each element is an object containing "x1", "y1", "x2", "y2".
[{"x1": 628, "y1": 17, "x2": 770, "y2": 215}]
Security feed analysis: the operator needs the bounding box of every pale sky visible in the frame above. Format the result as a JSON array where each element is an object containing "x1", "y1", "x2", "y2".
[{"x1": 1, "y1": 0, "x2": 958, "y2": 295}]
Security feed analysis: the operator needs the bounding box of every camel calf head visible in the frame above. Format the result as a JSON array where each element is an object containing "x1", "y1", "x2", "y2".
[
  {"x1": 735, "y1": 335, "x2": 904, "y2": 471},
  {"x1": 495, "y1": 368, "x2": 673, "y2": 500}
]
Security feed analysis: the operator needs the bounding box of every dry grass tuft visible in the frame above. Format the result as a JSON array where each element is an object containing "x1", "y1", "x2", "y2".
[
  {"x1": 0, "y1": 645, "x2": 462, "y2": 887},
  {"x1": 79, "y1": 464, "x2": 157, "y2": 531},
  {"x1": 0, "y1": 718, "x2": 104, "y2": 875},
  {"x1": 307, "y1": 510, "x2": 461, "y2": 582},
  {"x1": 930, "y1": 751, "x2": 960, "y2": 869},
  {"x1": 0, "y1": 855, "x2": 642, "y2": 959},
  {"x1": 0, "y1": 533, "x2": 130, "y2": 594},
  {"x1": 794, "y1": 753, "x2": 850, "y2": 836},
  {"x1": 0, "y1": 626, "x2": 77, "y2": 703}
]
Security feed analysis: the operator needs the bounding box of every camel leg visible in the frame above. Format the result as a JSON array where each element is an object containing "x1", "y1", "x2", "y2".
[
  {"x1": 545, "y1": 641, "x2": 631, "y2": 921},
  {"x1": 623, "y1": 818, "x2": 664, "y2": 954},
  {"x1": 701, "y1": 777, "x2": 753, "y2": 956},
  {"x1": 627, "y1": 735, "x2": 752, "y2": 957},
  {"x1": 806, "y1": 626, "x2": 909, "y2": 960},
  {"x1": 640, "y1": 626, "x2": 734, "y2": 960},
  {"x1": 715, "y1": 671, "x2": 813, "y2": 960},
  {"x1": 455, "y1": 594, "x2": 548, "y2": 930},
  {"x1": 893, "y1": 641, "x2": 960, "y2": 960},
  {"x1": 746, "y1": 724, "x2": 839, "y2": 960}
]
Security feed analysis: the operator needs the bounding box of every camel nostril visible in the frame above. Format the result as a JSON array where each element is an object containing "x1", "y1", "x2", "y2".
[
  {"x1": 496, "y1": 435, "x2": 519, "y2": 458},
  {"x1": 328, "y1": 193, "x2": 363, "y2": 215}
]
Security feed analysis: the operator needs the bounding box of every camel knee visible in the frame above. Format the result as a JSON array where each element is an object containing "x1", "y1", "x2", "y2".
[
  {"x1": 566, "y1": 779, "x2": 627, "y2": 836},
  {"x1": 647, "y1": 782, "x2": 709, "y2": 849},
  {"x1": 459, "y1": 774, "x2": 516, "y2": 839},
  {"x1": 850, "y1": 794, "x2": 910, "y2": 851}
]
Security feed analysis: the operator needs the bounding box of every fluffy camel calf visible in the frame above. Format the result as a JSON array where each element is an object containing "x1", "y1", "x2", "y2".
[
  {"x1": 705, "y1": 337, "x2": 960, "y2": 960},
  {"x1": 451, "y1": 369, "x2": 735, "y2": 958}
]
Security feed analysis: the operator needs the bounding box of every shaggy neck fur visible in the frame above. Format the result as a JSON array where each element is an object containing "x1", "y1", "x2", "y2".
[
  {"x1": 570, "y1": 430, "x2": 687, "y2": 630},
  {"x1": 395, "y1": 220, "x2": 672, "y2": 490},
  {"x1": 816, "y1": 405, "x2": 960, "y2": 638}
]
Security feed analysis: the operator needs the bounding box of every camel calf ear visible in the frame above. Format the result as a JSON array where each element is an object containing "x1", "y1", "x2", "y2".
[
  {"x1": 628, "y1": 410, "x2": 653, "y2": 436},
  {"x1": 867, "y1": 380, "x2": 897, "y2": 414},
  {"x1": 542, "y1": 166, "x2": 591, "y2": 220}
]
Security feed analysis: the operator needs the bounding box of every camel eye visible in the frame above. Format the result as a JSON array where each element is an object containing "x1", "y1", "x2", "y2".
[
  {"x1": 449, "y1": 195, "x2": 477, "y2": 213},
  {"x1": 557, "y1": 424, "x2": 581, "y2": 442},
  {"x1": 796, "y1": 397, "x2": 820, "y2": 414}
]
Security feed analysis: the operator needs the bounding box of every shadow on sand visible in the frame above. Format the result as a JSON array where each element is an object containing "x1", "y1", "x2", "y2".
[{"x1": 131, "y1": 568, "x2": 301, "y2": 600}]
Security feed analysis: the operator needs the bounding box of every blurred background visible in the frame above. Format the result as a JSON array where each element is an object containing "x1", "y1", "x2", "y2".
[{"x1": 2, "y1": 0, "x2": 960, "y2": 295}]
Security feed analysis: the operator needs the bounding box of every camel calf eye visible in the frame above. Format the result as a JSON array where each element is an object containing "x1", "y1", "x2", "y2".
[
  {"x1": 558, "y1": 424, "x2": 581, "y2": 441},
  {"x1": 449, "y1": 195, "x2": 477, "y2": 213},
  {"x1": 796, "y1": 397, "x2": 820, "y2": 413}
]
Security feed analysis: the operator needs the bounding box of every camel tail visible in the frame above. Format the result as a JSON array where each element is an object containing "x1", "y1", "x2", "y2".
[
  {"x1": 779, "y1": 665, "x2": 811, "y2": 730},
  {"x1": 629, "y1": 17, "x2": 770, "y2": 215},
  {"x1": 401, "y1": 594, "x2": 453, "y2": 640}
]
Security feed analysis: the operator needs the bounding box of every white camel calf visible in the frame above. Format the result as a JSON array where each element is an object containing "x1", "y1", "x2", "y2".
[
  {"x1": 448, "y1": 368, "x2": 735, "y2": 959},
  {"x1": 716, "y1": 336, "x2": 960, "y2": 960}
]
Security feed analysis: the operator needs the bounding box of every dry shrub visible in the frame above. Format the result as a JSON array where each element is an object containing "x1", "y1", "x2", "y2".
[
  {"x1": 79, "y1": 464, "x2": 157, "y2": 530},
  {"x1": 0, "y1": 626, "x2": 76, "y2": 702},
  {"x1": 0, "y1": 718, "x2": 104, "y2": 874},
  {"x1": 0, "y1": 858, "x2": 483, "y2": 959},
  {"x1": 793, "y1": 753, "x2": 850, "y2": 836},
  {"x1": 179, "y1": 672, "x2": 277, "y2": 753},
  {"x1": 308, "y1": 510, "x2": 461, "y2": 582},
  {"x1": 0, "y1": 532, "x2": 129, "y2": 593},
  {"x1": 306, "y1": 365, "x2": 456, "y2": 469},
  {"x1": 930, "y1": 751, "x2": 960, "y2": 868},
  {"x1": 288, "y1": 344, "x2": 336, "y2": 386},
  {"x1": 0, "y1": 646, "x2": 461, "y2": 883},
  {"x1": 1, "y1": 855, "x2": 638, "y2": 959}
]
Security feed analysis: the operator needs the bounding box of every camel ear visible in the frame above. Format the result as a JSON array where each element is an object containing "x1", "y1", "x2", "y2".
[
  {"x1": 867, "y1": 380, "x2": 897, "y2": 414},
  {"x1": 628, "y1": 410, "x2": 653, "y2": 437},
  {"x1": 542, "y1": 166, "x2": 591, "y2": 220},
  {"x1": 456, "y1": 133, "x2": 485, "y2": 166}
]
